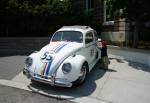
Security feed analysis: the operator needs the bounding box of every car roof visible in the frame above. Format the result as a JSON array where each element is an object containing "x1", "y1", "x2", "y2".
[{"x1": 57, "y1": 26, "x2": 94, "y2": 34}]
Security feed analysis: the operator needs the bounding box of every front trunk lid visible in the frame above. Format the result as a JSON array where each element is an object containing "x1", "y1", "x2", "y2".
[{"x1": 32, "y1": 41, "x2": 82, "y2": 77}]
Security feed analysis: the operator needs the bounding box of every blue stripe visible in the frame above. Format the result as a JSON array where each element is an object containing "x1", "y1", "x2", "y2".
[
  {"x1": 43, "y1": 43, "x2": 68, "y2": 76},
  {"x1": 54, "y1": 43, "x2": 65, "y2": 53},
  {"x1": 55, "y1": 43, "x2": 65, "y2": 53},
  {"x1": 55, "y1": 43, "x2": 68, "y2": 53},
  {"x1": 43, "y1": 43, "x2": 63, "y2": 76},
  {"x1": 44, "y1": 63, "x2": 48, "y2": 76},
  {"x1": 54, "y1": 43, "x2": 63, "y2": 51},
  {"x1": 45, "y1": 61, "x2": 52, "y2": 76}
]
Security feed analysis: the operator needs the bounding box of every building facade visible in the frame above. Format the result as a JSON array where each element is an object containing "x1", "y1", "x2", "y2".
[{"x1": 75, "y1": 0, "x2": 130, "y2": 45}]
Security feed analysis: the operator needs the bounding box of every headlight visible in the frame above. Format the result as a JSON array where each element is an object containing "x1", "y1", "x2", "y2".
[
  {"x1": 62, "y1": 63, "x2": 72, "y2": 74},
  {"x1": 25, "y1": 57, "x2": 33, "y2": 67}
]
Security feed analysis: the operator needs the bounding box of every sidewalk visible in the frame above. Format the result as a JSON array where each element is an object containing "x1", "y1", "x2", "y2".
[{"x1": 108, "y1": 45, "x2": 150, "y2": 67}]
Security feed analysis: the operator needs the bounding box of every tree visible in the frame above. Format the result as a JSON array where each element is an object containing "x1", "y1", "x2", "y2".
[
  {"x1": 0, "y1": 0, "x2": 71, "y2": 36},
  {"x1": 0, "y1": 0, "x2": 100, "y2": 36},
  {"x1": 110, "y1": 0, "x2": 150, "y2": 47}
]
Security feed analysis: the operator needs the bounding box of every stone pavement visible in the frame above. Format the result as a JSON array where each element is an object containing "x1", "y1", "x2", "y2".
[{"x1": 0, "y1": 54, "x2": 150, "y2": 103}]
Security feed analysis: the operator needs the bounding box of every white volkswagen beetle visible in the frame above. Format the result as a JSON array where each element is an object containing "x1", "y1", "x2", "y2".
[{"x1": 23, "y1": 26, "x2": 101, "y2": 87}]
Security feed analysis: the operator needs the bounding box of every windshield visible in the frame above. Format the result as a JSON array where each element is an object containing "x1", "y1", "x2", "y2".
[{"x1": 51, "y1": 31, "x2": 83, "y2": 43}]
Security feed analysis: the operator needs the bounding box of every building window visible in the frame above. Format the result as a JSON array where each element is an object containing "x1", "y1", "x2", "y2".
[
  {"x1": 86, "y1": 0, "x2": 94, "y2": 11},
  {"x1": 104, "y1": 0, "x2": 114, "y2": 23}
]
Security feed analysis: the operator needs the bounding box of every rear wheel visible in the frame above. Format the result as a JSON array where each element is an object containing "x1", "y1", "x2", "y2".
[{"x1": 74, "y1": 63, "x2": 88, "y2": 86}]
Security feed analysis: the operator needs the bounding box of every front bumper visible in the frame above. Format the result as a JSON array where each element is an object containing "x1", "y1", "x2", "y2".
[{"x1": 23, "y1": 68, "x2": 72, "y2": 87}]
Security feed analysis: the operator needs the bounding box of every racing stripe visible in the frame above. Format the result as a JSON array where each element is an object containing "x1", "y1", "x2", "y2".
[
  {"x1": 44, "y1": 63, "x2": 49, "y2": 76},
  {"x1": 54, "y1": 43, "x2": 65, "y2": 53},
  {"x1": 53, "y1": 43, "x2": 63, "y2": 51},
  {"x1": 44, "y1": 43, "x2": 68, "y2": 76},
  {"x1": 55, "y1": 43, "x2": 68, "y2": 53},
  {"x1": 45, "y1": 61, "x2": 52, "y2": 76},
  {"x1": 41, "y1": 63, "x2": 47, "y2": 75},
  {"x1": 42, "y1": 42, "x2": 69, "y2": 77}
]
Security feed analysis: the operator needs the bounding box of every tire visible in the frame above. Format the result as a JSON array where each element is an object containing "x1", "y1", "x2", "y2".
[{"x1": 74, "y1": 63, "x2": 87, "y2": 86}]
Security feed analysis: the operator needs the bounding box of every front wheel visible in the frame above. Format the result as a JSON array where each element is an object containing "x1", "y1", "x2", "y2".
[{"x1": 74, "y1": 64, "x2": 87, "y2": 86}]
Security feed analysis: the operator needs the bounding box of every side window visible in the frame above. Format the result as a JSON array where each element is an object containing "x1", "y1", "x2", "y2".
[{"x1": 85, "y1": 32, "x2": 94, "y2": 44}]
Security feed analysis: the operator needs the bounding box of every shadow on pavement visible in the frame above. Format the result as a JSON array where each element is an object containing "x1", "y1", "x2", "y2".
[
  {"x1": 128, "y1": 61, "x2": 150, "y2": 72},
  {"x1": 109, "y1": 57, "x2": 124, "y2": 63},
  {"x1": 109, "y1": 57, "x2": 150, "y2": 73},
  {"x1": 105, "y1": 69, "x2": 117, "y2": 72},
  {"x1": 29, "y1": 64, "x2": 106, "y2": 99}
]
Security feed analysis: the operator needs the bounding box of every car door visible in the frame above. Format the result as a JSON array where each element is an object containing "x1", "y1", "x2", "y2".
[
  {"x1": 93, "y1": 30, "x2": 99, "y2": 59},
  {"x1": 84, "y1": 31, "x2": 96, "y2": 65}
]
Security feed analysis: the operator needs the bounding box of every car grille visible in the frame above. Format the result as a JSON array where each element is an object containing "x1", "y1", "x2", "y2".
[{"x1": 34, "y1": 74, "x2": 51, "y2": 79}]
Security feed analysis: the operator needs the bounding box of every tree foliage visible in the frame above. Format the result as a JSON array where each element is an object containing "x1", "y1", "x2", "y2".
[
  {"x1": 0, "y1": 0, "x2": 98, "y2": 37},
  {"x1": 0, "y1": 0, "x2": 65, "y2": 36},
  {"x1": 111, "y1": 0, "x2": 150, "y2": 21}
]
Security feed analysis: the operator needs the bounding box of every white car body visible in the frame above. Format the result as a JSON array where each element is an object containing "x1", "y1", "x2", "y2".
[{"x1": 23, "y1": 26, "x2": 101, "y2": 87}]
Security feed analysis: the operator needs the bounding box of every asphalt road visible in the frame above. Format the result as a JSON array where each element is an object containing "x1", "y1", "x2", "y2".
[
  {"x1": 0, "y1": 55, "x2": 25, "y2": 80},
  {"x1": 0, "y1": 85, "x2": 74, "y2": 103},
  {"x1": 0, "y1": 52, "x2": 75, "y2": 103},
  {"x1": 0, "y1": 49, "x2": 32, "y2": 79}
]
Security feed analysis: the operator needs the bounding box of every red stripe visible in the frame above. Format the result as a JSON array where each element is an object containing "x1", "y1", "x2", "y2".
[{"x1": 41, "y1": 63, "x2": 47, "y2": 75}]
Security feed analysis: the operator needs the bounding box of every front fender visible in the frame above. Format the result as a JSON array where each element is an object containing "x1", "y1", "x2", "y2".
[
  {"x1": 25, "y1": 52, "x2": 38, "y2": 71},
  {"x1": 55, "y1": 55, "x2": 87, "y2": 82}
]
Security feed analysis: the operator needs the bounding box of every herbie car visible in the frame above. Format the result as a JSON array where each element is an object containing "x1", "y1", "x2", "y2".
[{"x1": 23, "y1": 26, "x2": 101, "y2": 87}]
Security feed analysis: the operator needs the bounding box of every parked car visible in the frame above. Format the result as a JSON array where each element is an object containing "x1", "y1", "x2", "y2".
[{"x1": 23, "y1": 26, "x2": 101, "y2": 87}]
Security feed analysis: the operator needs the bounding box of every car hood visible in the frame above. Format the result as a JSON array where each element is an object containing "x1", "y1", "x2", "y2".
[{"x1": 32, "y1": 41, "x2": 83, "y2": 77}]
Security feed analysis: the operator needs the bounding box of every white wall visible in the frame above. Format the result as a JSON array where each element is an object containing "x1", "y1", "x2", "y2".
[
  {"x1": 101, "y1": 32, "x2": 125, "y2": 42},
  {"x1": 102, "y1": 19, "x2": 130, "y2": 42}
]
